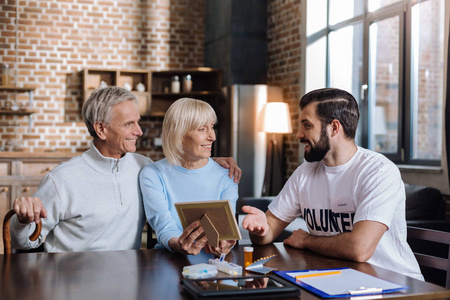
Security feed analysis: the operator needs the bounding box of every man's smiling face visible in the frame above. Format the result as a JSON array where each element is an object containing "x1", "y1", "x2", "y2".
[
  {"x1": 101, "y1": 100, "x2": 143, "y2": 159},
  {"x1": 296, "y1": 103, "x2": 331, "y2": 162}
]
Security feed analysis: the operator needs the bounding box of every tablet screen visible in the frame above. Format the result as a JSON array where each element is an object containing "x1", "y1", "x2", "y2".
[
  {"x1": 192, "y1": 277, "x2": 285, "y2": 291},
  {"x1": 182, "y1": 275, "x2": 300, "y2": 299}
]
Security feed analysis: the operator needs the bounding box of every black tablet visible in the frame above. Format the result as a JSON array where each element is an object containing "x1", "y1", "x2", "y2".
[{"x1": 180, "y1": 275, "x2": 300, "y2": 300}]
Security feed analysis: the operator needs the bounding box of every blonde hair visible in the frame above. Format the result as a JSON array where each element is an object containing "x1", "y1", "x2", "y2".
[{"x1": 162, "y1": 98, "x2": 217, "y2": 165}]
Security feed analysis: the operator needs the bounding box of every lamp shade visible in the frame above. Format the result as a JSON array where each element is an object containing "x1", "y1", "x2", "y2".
[{"x1": 262, "y1": 102, "x2": 293, "y2": 134}]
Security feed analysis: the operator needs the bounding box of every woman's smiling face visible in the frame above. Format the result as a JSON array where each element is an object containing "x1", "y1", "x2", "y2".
[{"x1": 181, "y1": 120, "x2": 216, "y2": 166}]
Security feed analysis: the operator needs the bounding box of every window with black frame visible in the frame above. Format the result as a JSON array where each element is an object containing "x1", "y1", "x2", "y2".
[{"x1": 304, "y1": 0, "x2": 446, "y2": 167}]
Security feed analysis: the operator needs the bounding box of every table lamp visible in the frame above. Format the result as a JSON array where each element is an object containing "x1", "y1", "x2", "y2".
[{"x1": 261, "y1": 102, "x2": 292, "y2": 196}]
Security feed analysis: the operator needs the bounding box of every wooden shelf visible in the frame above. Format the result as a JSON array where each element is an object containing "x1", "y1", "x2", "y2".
[
  {"x1": 0, "y1": 86, "x2": 36, "y2": 130},
  {"x1": 82, "y1": 68, "x2": 151, "y2": 116},
  {"x1": 84, "y1": 88, "x2": 150, "y2": 95},
  {"x1": 151, "y1": 68, "x2": 222, "y2": 94},
  {"x1": 0, "y1": 109, "x2": 35, "y2": 116},
  {"x1": 150, "y1": 67, "x2": 217, "y2": 76},
  {"x1": 150, "y1": 68, "x2": 223, "y2": 118},
  {"x1": 152, "y1": 91, "x2": 222, "y2": 97},
  {"x1": 0, "y1": 86, "x2": 36, "y2": 92},
  {"x1": 148, "y1": 112, "x2": 166, "y2": 117}
]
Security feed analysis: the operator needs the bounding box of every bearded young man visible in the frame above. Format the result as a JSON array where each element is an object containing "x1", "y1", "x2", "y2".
[{"x1": 242, "y1": 88, "x2": 423, "y2": 280}]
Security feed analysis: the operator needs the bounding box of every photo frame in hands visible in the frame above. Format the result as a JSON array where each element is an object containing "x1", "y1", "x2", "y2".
[{"x1": 175, "y1": 200, "x2": 242, "y2": 247}]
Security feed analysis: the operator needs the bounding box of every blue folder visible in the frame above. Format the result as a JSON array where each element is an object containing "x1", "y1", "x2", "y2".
[{"x1": 274, "y1": 267, "x2": 408, "y2": 298}]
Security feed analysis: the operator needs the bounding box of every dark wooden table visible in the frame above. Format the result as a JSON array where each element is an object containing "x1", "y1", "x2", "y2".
[{"x1": 1, "y1": 242, "x2": 449, "y2": 300}]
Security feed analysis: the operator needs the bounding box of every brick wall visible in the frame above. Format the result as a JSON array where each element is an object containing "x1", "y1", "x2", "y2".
[
  {"x1": 1, "y1": 0, "x2": 302, "y2": 175},
  {"x1": 267, "y1": 0, "x2": 303, "y2": 177},
  {"x1": 0, "y1": 0, "x2": 205, "y2": 161}
]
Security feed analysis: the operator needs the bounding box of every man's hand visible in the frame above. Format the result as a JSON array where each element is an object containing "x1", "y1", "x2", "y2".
[
  {"x1": 242, "y1": 206, "x2": 290, "y2": 245},
  {"x1": 213, "y1": 157, "x2": 242, "y2": 183},
  {"x1": 241, "y1": 206, "x2": 269, "y2": 236},
  {"x1": 169, "y1": 220, "x2": 208, "y2": 255},
  {"x1": 283, "y1": 228, "x2": 310, "y2": 249},
  {"x1": 13, "y1": 197, "x2": 47, "y2": 225},
  {"x1": 204, "y1": 239, "x2": 236, "y2": 257}
]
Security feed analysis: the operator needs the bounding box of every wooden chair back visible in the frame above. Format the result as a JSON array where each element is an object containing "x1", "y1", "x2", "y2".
[
  {"x1": 407, "y1": 226, "x2": 450, "y2": 288},
  {"x1": 2, "y1": 209, "x2": 42, "y2": 254}
]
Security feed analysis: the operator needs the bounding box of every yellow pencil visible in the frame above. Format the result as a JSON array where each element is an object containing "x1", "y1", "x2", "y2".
[{"x1": 295, "y1": 270, "x2": 341, "y2": 279}]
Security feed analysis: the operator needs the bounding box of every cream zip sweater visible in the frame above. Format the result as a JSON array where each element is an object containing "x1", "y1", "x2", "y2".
[{"x1": 10, "y1": 146, "x2": 152, "y2": 252}]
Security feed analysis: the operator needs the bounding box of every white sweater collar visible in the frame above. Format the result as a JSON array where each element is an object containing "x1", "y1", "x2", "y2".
[{"x1": 82, "y1": 145, "x2": 128, "y2": 174}]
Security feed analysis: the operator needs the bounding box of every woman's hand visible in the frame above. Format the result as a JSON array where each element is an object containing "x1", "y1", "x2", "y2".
[
  {"x1": 169, "y1": 221, "x2": 208, "y2": 255},
  {"x1": 204, "y1": 239, "x2": 236, "y2": 257}
]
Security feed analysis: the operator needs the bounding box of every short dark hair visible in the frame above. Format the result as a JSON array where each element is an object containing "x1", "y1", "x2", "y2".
[{"x1": 300, "y1": 88, "x2": 360, "y2": 140}]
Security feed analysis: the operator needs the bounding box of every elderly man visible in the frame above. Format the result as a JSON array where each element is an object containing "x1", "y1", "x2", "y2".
[{"x1": 10, "y1": 86, "x2": 241, "y2": 252}]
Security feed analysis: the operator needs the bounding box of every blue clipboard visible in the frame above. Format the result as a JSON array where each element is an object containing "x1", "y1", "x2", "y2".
[{"x1": 274, "y1": 268, "x2": 408, "y2": 298}]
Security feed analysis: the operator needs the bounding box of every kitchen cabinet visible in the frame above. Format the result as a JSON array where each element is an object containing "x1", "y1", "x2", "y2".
[
  {"x1": 80, "y1": 68, "x2": 224, "y2": 156},
  {"x1": 150, "y1": 68, "x2": 222, "y2": 117},
  {"x1": 0, "y1": 153, "x2": 77, "y2": 254},
  {"x1": 142, "y1": 68, "x2": 224, "y2": 156},
  {"x1": 82, "y1": 69, "x2": 151, "y2": 116},
  {"x1": 81, "y1": 68, "x2": 222, "y2": 117}
]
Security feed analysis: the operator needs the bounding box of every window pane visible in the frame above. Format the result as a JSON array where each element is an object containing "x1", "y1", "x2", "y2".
[
  {"x1": 306, "y1": 0, "x2": 327, "y2": 36},
  {"x1": 410, "y1": 0, "x2": 444, "y2": 160},
  {"x1": 329, "y1": 24, "x2": 363, "y2": 96},
  {"x1": 368, "y1": 16, "x2": 400, "y2": 153},
  {"x1": 306, "y1": 37, "x2": 326, "y2": 93},
  {"x1": 368, "y1": 0, "x2": 402, "y2": 12},
  {"x1": 329, "y1": 23, "x2": 364, "y2": 145},
  {"x1": 329, "y1": 0, "x2": 363, "y2": 25}
]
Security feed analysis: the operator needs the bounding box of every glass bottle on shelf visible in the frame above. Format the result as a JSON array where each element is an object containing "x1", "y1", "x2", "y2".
[
  {"x1": 183, "y1": 74, "x2": 192, "y2": 92},
  {"x1": 1, "y1": 64, "x2": 13, "y2": 86},
  {"x1": 171, "y1": 76, "x2": 180, "y2": 93}
]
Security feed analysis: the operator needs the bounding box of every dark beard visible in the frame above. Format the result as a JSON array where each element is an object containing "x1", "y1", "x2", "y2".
[{"x1": 303, "y1": 126, "x2": 330, "y2": 162}]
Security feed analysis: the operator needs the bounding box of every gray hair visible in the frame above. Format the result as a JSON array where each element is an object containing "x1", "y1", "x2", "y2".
[
  {"x1": 82, "y1": 86, "x2": 138, "y2": 138},
  {"x1": 162, "y1": 98, "x2": 217, "y2": 165}
]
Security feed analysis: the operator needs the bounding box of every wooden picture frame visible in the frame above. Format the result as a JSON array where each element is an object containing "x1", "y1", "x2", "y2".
[{"x1": 175, "y1": 200, "x2": 242, "y2": 247}]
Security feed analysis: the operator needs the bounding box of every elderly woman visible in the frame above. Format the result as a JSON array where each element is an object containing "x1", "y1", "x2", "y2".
[{"x1": 139, "y1": 98, "x2": 238, "y2": 256}]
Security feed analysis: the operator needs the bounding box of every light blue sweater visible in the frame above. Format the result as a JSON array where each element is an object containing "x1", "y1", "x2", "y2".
[
  {"x1": 139, "y1": 158, "x2": 238, "y2": 251},
  {"x1": 10, "y1": 146, "x2": 152, "y2": 252}
]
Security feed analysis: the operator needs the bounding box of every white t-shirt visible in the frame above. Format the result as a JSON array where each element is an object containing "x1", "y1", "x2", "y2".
[{"x1": 269, "y1": 147, "x2": 423, "y2": 280}]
